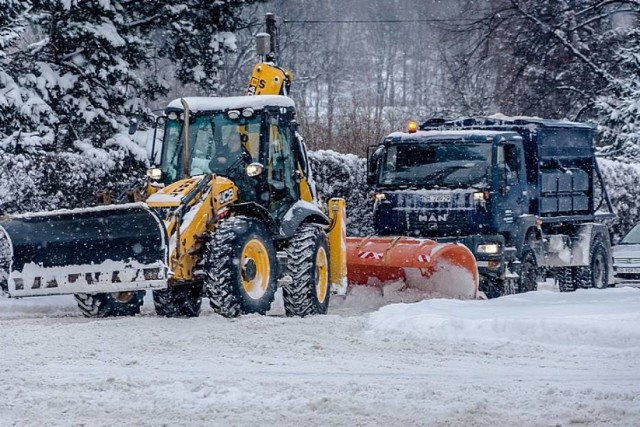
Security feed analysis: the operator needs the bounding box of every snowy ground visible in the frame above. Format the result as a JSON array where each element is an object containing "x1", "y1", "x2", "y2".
[{"x1": 1, "y1": 283, "x2": 639, "y2": 426}]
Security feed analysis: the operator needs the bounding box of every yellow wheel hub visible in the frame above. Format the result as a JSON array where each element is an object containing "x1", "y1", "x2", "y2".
[
  {"x1": 315, "y1": 247, "x2": 328, "y2": 304},
  {"x1": 241, "y1": 239, "x2": 270, "y2": 299}
]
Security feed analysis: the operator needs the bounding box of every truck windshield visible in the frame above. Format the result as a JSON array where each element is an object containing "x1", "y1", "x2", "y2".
[
  {"x1": 161, "y1": 112, "x2": 261, "y2": 183},
  {"x1": 378, "y1": 142, "x2": 492, "y2": 188}
]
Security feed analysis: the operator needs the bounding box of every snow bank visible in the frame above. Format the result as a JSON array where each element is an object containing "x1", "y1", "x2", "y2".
[
  {"x1": 308, "y1": 149, "x2": 373, "y2": 236},
  {"x1": 368, "y1": 287, "x2": 640, "y2": 349}
]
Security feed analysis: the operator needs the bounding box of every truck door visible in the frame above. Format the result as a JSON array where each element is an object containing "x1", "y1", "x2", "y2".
[{"x1": 492, "y1": 141, "x2": 529, "y2": 237}]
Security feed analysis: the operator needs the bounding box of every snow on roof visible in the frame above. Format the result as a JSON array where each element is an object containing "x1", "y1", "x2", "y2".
[
  {"x1": 435, "y1": 114, "x2": 596, "y2": 130},
  {"x1": 386, "y1": 129, "x2": 520, "y2": 142},
  {"x1": 166, "y1": 95, "x2": 295, "y2": 112}
]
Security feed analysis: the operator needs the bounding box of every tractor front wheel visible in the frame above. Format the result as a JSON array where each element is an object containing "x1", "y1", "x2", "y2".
[{"x1": 204, "y1": 216, "x2": 278, "y2": 318}]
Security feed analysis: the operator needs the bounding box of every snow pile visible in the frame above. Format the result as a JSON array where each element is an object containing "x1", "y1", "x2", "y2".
[
  {"x1": 0, "y1": 143, "x2": 144, "y2": 214},
  {"x1": 308, "y1": 149, "x2": 373, "y2": 236},
  {"x1": 369, "y1": 287, "x2": 640, "y2": 348}
]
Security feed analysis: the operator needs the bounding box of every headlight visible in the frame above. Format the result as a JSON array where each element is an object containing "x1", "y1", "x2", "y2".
[
  {"x1": 374, "y1": 193, "x2": 386, "y2": 201},
  {"x1": 246, "y1": 162, "x2": 264, "y2": 177},
  {"x1": 477, "y1": 243, "x2": 500, "y2": 254},
  {"x1": 146, "y1": 167, "x2": 162, "y2": 181}
]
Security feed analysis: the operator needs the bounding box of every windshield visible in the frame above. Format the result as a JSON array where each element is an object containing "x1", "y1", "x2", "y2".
[
  {"x1": 161, "y1": 112, "x2": 261, "y2": 183},
  {"x1": 378, "y1": 142, "x2": 492, "y2": 188},
  {"x1": 621, "y1": 224, "x2": 640, "y2": 244}
]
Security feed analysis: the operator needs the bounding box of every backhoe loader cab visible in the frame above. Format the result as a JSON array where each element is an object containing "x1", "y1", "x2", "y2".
[{"x1": 152, "y1": 95, "x2": 314, "y2": 216}]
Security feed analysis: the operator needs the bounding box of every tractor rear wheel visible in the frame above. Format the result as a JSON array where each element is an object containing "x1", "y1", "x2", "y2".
[
  {"x1": 153, "y1": 285, "x2": 202, "y2": 317},
  {"x1": 74, "y1": 291, "x2": 145, "y2": 318},
  {"x1": 282, "y1": 224, "x2": 331, "y2": 317},
  {"x1": 204, "y1": 216, "x2": 278, "y2": 318}
]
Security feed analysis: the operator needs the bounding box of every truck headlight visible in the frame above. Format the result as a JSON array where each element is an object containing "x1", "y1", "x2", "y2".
[
  {"x1": 477, "y1": 243, "x2": 500, "y2": 254},
  {"x1": 146, "y1": 167, "x2": 162, "y2": 181}
]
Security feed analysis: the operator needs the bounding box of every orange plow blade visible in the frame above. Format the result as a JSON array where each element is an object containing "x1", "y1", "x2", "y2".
[{"x1": 346, "y1": 236, "x2": 480, "y2": 299}]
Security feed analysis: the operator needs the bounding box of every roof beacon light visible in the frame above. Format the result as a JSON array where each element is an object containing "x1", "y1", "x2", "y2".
[{"x1": 407, "y1": 121, "x2": 418, "y2": 133}]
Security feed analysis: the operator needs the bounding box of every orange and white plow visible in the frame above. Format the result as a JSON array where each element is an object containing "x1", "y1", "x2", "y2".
[
  {"x1": 346, "y1": 236, "x2": 480, "y2": 299},
  {"x1": 326, "y1": 199, "x2": 480, "y2": 300}
]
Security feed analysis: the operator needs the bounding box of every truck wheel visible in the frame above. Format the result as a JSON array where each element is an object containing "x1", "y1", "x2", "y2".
[
  {"x1": 283, "y1": 223, "x2": 330, "y2": 317},
  {"x1": 574, "y1": 237, "x2": 609, "y2": 289},
  {"x1": 518, "y1": 247, "x2": 538, "y2": 293},
  {"x1": 153, "y1": 285, "x2": 202, "y2": 317},
  {"x1": 204, "y1": 216, "x2": 277, "y2": 318},
  {"x1": 74, "y1": 291, "x2": 145, "y2": 318},
  {"x1": 480, "y1": 278, "x2": 514, "y2": 299},
  {"x1": 557, "y1": 268, "x2": 576, "y2": 292}
]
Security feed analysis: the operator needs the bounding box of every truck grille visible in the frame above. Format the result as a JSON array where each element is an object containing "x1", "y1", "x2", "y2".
[{"x1": 615, "y1": 258, "x2": 640, "y2": 264}]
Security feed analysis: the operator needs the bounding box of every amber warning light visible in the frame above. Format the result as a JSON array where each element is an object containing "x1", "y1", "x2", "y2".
[{"x1": 407, "y1": 121, "x2": 418, "y2": 133}]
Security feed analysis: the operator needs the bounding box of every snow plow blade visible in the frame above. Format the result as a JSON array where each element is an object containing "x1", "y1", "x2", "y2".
[
  {"x1": 0, "y1": 204, "x2": 168, "y2": 297},
  {"x1": 346, "y1": 236, "x2": 479, "y2": 299}
]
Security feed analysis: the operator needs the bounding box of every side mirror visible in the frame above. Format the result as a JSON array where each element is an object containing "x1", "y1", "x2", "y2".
[{"x1": 367, "y1": 146, "x2": 384, "y2": 186}]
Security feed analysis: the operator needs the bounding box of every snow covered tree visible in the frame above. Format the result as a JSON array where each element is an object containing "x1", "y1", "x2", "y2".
[
  {"x1": 451, "y1": 0, "x2": 637, "y2": 120},
  {"x1": 597, "y1": 23, "x2": 640, "y2": 161},
  {"x1": 126, "y1": 0, "x2": 264, "y2": 96},
  {"x1": 0, "y1": 0, "x2": 262, "y2": 213}
]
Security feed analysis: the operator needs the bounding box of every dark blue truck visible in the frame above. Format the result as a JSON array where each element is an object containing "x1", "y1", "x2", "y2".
[{"x1": 367, "y1": 116, "x2": 616, "y2": 297}]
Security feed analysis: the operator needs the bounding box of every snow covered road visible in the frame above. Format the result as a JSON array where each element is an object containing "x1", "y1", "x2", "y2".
[{"x1": 1, "y1": 287, "x2": 639, "y2": 426}]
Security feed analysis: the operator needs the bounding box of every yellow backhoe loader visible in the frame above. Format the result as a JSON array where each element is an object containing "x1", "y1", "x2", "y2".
[{"x1": 0, "y1": 29, "x2": 348, "y2": 318}]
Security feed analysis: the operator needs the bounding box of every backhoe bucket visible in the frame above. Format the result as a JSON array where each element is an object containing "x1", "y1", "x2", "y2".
[
  {"x1": 347, "y1": 236, "x2": 479, "y2": 299},
  {"x1": 0, "y1": 203, "x2": 168, "y2": 297}
]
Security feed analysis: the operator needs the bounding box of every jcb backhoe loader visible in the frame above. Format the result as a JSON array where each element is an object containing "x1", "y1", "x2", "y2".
[{"x1": 0, "y1": 92, "x2": 347, "y2": 318}]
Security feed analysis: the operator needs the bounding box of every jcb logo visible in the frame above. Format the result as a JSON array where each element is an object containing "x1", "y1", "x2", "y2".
[{"x1": 219, "y1": 188, "x2": 234, "y2": 205}]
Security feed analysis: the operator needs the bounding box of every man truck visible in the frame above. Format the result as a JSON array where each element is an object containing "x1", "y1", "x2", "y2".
[{"x1": 367, "y1": 115, "x2": 616, "y2": 298}]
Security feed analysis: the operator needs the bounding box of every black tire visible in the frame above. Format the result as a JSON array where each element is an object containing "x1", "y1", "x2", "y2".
[
  {"x1": 282, "y1": 224, "x2": 331, "y2": 317},
  {"x1": 557, "y1": 268, "x2": 576, "y2": 292},
  {"x1": 573, "y1": 237, "x2": 609, "y2": 289},
  {"x1": 204, "y1": 216, "x2": 278, "y2": 318},
  {"x1": 74, "y1": 291, "x2": 145, "y2": 318},
  {"x1": 518, "y1": 246, "x2": 538, "y2": 293},
  {"x1": 153, "y1": 285, "x2": 202, "y2": 317}
]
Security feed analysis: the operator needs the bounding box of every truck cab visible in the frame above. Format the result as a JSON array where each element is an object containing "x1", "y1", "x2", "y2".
[{"x1": 368, "y1": 116, "x2": 616, "y2": 298}]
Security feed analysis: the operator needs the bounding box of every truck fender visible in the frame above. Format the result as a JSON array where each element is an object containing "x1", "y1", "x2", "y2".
[
  {"x1": 572, "y1": 223, "x2": 614, "y2": 284},
  {"x1": 513, "y1": 215, "x2": 541, "y2": 259},
  {"x1": 279, "y1": 201, "x2": 330, "y2": 240}
]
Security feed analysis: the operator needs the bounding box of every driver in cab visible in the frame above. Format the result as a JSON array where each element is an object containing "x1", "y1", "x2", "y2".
[{"x1": 209, "y1": 125, "x2": 256, "y2": 202}]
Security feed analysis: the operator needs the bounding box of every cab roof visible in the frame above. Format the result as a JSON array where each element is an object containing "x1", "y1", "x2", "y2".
[
  {"x1": 384, "y1": 129, "x2": 522, "y2": 144},
  {"x1": 421, "y1": 113, "x2": 596, "y2": 131},
  {"x1": 166, "y1": 95, "x2": 295, "y2": 113}
]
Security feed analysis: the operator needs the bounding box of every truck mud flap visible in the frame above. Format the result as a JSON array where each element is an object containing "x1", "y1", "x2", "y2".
[{"x1": 0, "y1": 203, "x2": 168, "y2": 297}]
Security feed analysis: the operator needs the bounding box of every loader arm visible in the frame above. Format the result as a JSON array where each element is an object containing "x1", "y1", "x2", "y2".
[{"x1": 146, "y1": 174, "x2": 239, "y2": 282}]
